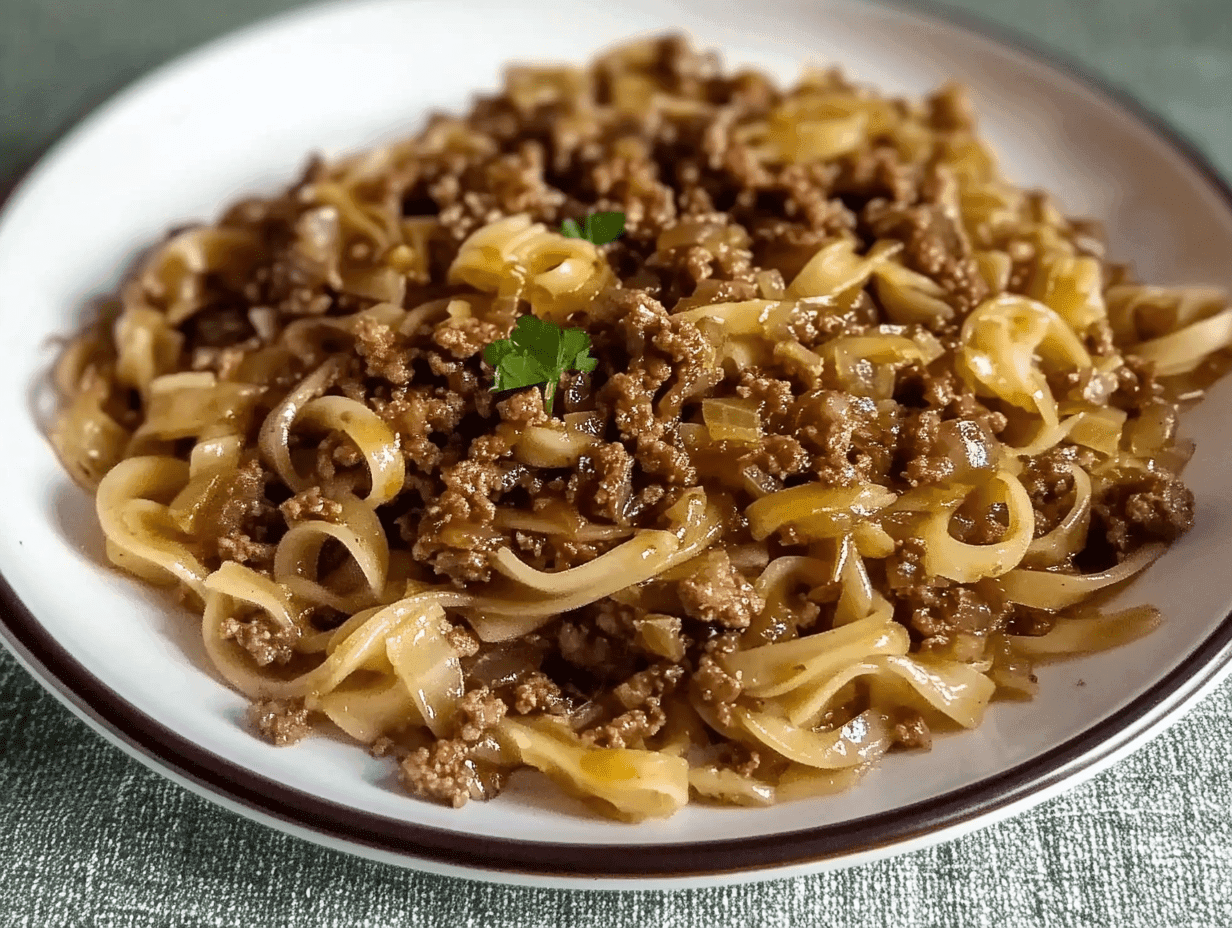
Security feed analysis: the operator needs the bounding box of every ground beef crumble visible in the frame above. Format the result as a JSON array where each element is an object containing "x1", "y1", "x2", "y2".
[
  {"x1": 398, "y1": 739, "x2": 487, "y2": 809},
  {"x1": 1094, "y1": 468, "x2": 1194, "y2": 555},
  {"x1": 220, "y1": 615, "x2": 300, "y2": 666},
  {"x1": 353, "y1": 314, "x2": 413, "y2": 384},
  {"x1": 248, "y1": 698, "x2": 311, "y2": 746},
  {"x1": 455, "y1": 687, "x2": 508, "y2": 741},
  {"x1": 513, "y1": 672, "x2": 567, "y2": 715},
  {"x1": 582, "y1": 663, "x2": 684, "y2": 748},
  {"x1": 399, "y1": 688, "x2": 509, "y2": 808},
  {"x1": 279, "y1": 486, "x2": 343, "y2": 522},
  {"x1": 678, "y1": 550, "x2": 764, "y2": 629},
  {"x1": 893, "y1": 710, "x2": 932, "y2": 751},
  {"x1": 691, "y1": 634, "x2": 745, "y2": 726}
]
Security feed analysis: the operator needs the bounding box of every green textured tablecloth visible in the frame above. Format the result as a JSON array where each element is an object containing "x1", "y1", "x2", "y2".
[{"x1": 2, "y1": 0, "x2": 1231, "y2": 924}]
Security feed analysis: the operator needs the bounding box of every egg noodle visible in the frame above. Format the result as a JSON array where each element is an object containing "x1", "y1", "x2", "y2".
[{"x1": 51, "y1": 37, "x2": 1231, "y2": 820}]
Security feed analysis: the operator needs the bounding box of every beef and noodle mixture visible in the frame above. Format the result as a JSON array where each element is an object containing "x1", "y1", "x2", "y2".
[{"x1": 51, "y1": 37, "x2": 1232, "y2": 820}]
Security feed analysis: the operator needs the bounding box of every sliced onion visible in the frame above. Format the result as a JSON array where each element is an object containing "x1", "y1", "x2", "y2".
[
  {"x1": 1008, "y1": 605, "x2": 1161, "y2": 656},
  {"x1": 998, "y1": 543, "x2": 1166, "y2": 610},
  {"x1": 1132, "y1": 309, "x2": 1232, "y2": 376}
]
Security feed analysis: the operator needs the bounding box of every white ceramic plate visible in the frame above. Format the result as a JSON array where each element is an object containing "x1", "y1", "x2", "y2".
[{"x1": 2, "y1": 0, "x2": 1231, "y2": 891}]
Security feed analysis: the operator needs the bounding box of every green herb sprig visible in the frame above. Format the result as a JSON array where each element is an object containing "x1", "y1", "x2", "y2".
[
  {"x1": 559, "y1": 211, "x2": 626, "y2": 245},
  {"x1": 480, "y1": 213, "x2": 620, "y2": 413},
  {"x1": 483, "y1": 315, "x2": 597, "y2": 416},
  {"x1": 480, "y1": 213, "x2": 619, "y2": 413}
]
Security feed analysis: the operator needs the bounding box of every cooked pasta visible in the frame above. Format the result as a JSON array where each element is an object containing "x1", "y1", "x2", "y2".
[{"x1": 50, "y1": 36, "x2": 1231, "y2": 821}]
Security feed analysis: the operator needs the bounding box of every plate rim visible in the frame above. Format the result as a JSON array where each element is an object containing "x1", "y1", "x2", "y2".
[{"x1": 2, "y1": 0, "x2": 1231, "y2": 887}]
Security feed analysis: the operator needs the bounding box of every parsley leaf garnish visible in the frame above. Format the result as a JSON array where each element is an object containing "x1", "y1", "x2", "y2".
[
  {"x1": 482, "y1": 315, "x2": 598, "y2": 416},
  {"x1": 560, "y1": 211, "x2": 626, "y2": 245}
]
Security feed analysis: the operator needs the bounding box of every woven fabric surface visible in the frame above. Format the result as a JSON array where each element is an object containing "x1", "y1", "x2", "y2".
[{"x1": 2, "y1": 1, "x2": 1231, "y2": 925}]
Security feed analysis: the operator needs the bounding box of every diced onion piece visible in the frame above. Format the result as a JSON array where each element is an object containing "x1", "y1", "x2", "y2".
[
  {"x1": 739, "y1": 464, "x2": 782, "y2": 499},
  {"x1": 1124, "y1": 401, "x2": 1177, "y2": 456},
  {"x1": 634, "y1": 615, "x2": 687, "y2": 662},
  {"x1": 986, "y1": 633, "x2": 1038, "y2": 697},
  {"x1": 702, "y1": 397, "x2": 762, "y2": 444},
  {"x1": 1066, "y1": 406, "x2": 1126, "y2": 457},
  {"x1": 188, "y1": 433, "x2": 242, "y2": 478},
  {"x1": 853, "y1": 521, "x2": 896, "y2": 558},
  {"x1": 910, "y1": 328, "x2": 947, "y2": 364},
  {"x1": 513, "y1": 424, "x2": 598, "y2": 467},
  {"x1": 773, "y1": 340, "x2": 825, "y2": 380},
  {"x1": 935, "y1": 418, "x2": 1000, "y2": 478},
  {"x1": 827, "y1": 333, "x2": 924, "y2": 368},
  {"x1": 757, "y1": 270, "x2": 786, "y2": 300}
]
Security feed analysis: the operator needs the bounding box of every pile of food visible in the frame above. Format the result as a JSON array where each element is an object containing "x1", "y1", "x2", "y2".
[{"x1": 52, "y1": 36, "x2": 1231, "y2": 820}]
